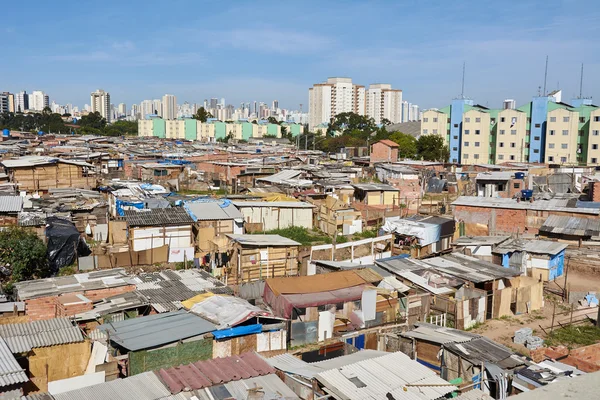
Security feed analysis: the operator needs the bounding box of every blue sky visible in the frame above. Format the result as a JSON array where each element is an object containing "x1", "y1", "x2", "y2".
[{"x1": 2, "y1": 0, "x2": 599, "y2": 111}]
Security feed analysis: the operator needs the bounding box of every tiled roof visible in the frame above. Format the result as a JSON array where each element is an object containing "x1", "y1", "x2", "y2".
[
  {"x1": 156, "y1": 352, "x2": 274, "y2": 394},
  {"x1": 0, "y1": 317, "x2": 84, "y2": 353},
  {"x1": 124, "y1": 208, "x2": 194, "y2": 227}
]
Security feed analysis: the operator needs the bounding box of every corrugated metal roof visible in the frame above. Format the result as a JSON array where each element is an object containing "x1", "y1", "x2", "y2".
[
  {"x1": 452, "y1": 196, "x2": 600, "y2": 215},
  {"x1": 185, "y1": 201, "x2": 243, "y2": 221},
  {"x1": 0, "y1": 337, "x2": 28, "y2": 387},
  {"x1": 256, "y1": 169, "x2": 303, "y2": 184},
  {"x1": 0, "y1": 317, "x2": 84, "y2": 353},
  {"x1": 540, "y1": 215, "x2": 600, "y2": 237},
  {"x1": 0, "y1": 196, "x2": 23, "y2": 213},
  {"x1": 51, "y1": 371, "x2": 171, "y2": 400},
  {"x1": 493, "y1": 238, "x2": 568, "y2": 256},
  {"x1": 444, "y1": 337, "x2": 524, "y2": 368},
  {"x1": 315, "y1": 351, "x2": 456, "y2": 400},
  {"x1": 187, "y1": 294, "x2": 272, "y2": 329},
  {"x1": 401, "y1": 323, "x2": 478, "y2": 345},
  {"x1": 351, "y1": 183, "x2": 399, "y2": 191},
  {"x1": 124, "y1": 208, "x2": 194, "y2": 227},
  {"x1": 14, "y1": 268, "x2": 130, "y2": 300},
  {"x1": 21, "y1": 393, "x2": 54, "y2": 400},
  {"x1": 220, "y1": 374, "x2": 299, "y2": 399},
  {"x1": 156, "y1": 352, "x2": 274, "y2": 394},
  {"x1": 226, "y1": 234, "x2": 301, "y2": 247},
  {"x1": 231, "y1": 201, "x2": 315, "y2": 208},
  {"x1": 453, "y1": 236, "x2": 510, "y2": 246},
  {"x1": 475, "y1": 172, "x2": 516, "y2": 181},
  {"x1": 97, "y1": 310, "x2": 215, "y2": 351},
  {"x1": 422, "y1": 253, "x2": 521, "y2": 283}
]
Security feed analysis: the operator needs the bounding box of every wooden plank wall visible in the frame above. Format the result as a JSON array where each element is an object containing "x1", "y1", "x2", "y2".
[
  {"x1": 12, "y1": 164, "x2": 92, "y2": 192},
  {"x1": 232, "y1": 245, "x2": 298, "y2": 283}
]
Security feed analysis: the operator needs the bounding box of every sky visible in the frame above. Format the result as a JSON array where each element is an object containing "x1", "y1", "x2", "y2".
[{"x1": 2, "y1": 0, "x2": 599, "y2": 111}]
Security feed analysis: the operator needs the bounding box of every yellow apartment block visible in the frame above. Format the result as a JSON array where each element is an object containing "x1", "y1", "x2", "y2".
[
  {"x1": 421, "y1": 110, "x2": 448, "y2": 140},
  {"x1": 546, "y1": 108, "x2": 579, "y2": 164},
  {"x1": 460, "y1": 110, "x2": 491, "y2": 164},
  {"x1": 495, "y1": 109, "x2": 528, "y2": 163}
]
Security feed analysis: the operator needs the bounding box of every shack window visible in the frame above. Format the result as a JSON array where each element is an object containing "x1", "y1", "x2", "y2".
[
  {"x1": 514, "y1": 182, "x2": 520, "y2": 189},
  {"x1": 154, "y1": 169, "x2": 168, "y2": 176}
]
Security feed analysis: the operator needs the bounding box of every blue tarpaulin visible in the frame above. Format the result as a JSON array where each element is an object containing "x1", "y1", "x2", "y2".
[
  {"x1": 115, "y1": 199, "x2": 144, "y2": 216},
  {"x1": 211, "y1": 324, "x2": 263, "y2": 339}
]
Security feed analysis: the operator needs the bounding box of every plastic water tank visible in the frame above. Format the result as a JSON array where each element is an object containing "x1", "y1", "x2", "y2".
[
  {"x1": 515, "y1": 172, "x2": 525, "y2": 180},
  {"x1": 1, "y1": 129, "x2": 9, "y2": 137},
  {"x1": 521, "y1": 189, "x2": 533, "y2": 200}
]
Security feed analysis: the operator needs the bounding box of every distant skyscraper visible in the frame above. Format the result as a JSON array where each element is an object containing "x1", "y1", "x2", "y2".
[
  {"x1": 272, "y1": 100, "x2": 279, "y2": 110},
  {"x1": 152, "y1": 99, "x2": 162, "y2": 117},
  {"x1": 162, "y1": 94, "x2": 177, "y2": 120},
  {"x1": 15, "y1": 91, "x2": 28, "y2": 112},
  {"x1": 90, "y1": 89, "x2": 111, "y2": 123},
  {"x1": 308, "y1": 77, "x2": 365, "y2": 130},
  {"x1": 29, "y1": 90, "x2": 49, "y2": 111},
  {"x1": 131, "y1": 104, "x2": 139, "y2": 119},
  {"x1": 118, "y1": 103, "x2": 127, "y2": 117},
  {"x1": 366, "y1": 84, "x2": 402, "y2": 124},
  {"x1": 210, "y1": 98, "x2": 218, "y2": 110},
  {"x1": 503, "y1": 99, "x2": 516, "y2": 110},
  {"x1": 220, "y1": 98, "x2": 225, "y2": 107},
  {"x1": 140, "y1": 100, "x2": 153, "y2": 118}
]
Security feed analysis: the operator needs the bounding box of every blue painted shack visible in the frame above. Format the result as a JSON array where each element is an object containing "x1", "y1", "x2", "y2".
[{"x1": 492, "y1": 238, "x2": 568, "y2": 281}]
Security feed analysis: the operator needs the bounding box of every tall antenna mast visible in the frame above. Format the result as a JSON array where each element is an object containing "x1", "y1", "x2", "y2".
[
  {"x1": 579, "y1": 63, "x2": 584, "y2": 98},
  {"x1": 461, "y1": 62, "x2": 466, "y2": 98},
  {"x1": 542, "y1": 56, "x2": 548, "y2": 96}
]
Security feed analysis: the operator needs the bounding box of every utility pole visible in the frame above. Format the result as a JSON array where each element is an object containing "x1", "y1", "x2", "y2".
[
  {"x1": 461, "y1": 61, "x2": 466, "y2": 99},
  {"x1": 543, "y1": 56, "x2": 549, "y2": 96}
]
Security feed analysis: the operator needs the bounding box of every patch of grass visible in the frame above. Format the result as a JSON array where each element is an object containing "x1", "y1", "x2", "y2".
[
  {"x1": 253, "y1": 226, "x2": 332, "y2": 246},
  {"x1": 352, "y1": 229, "x2": 378, "y2": 239},
  {"x1": 545, "y1": 323, "x2": 600, "y2": 348},
  {"x1": 465, "y1": 321, "x2": 484, "y2": 331}
]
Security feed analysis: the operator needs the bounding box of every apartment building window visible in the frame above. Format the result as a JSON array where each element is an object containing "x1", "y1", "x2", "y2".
[
  {"x1": 548, "y1": 156, "x2": 554, "y2": 162},
  {"x1": 563, "y1": 117, "x2": 570, "y2": 122},
  {"x1": 474, "y1": 154, "x2": 480, "y2": 159},
  {"x1": 453, "y1": 135, "x2": 458, "y2": 140},
  {"x1": 433, "y1": 129, "x2": 438, "y2": 134},
  {"x1": 433, "y1": 118, "x2": 438, "y2": 122},
  {"x1": 593, "y1": 158, "x2": 598, "y2": 163},
  {"x1": 550, "y1": 117, "x2": 556, "y2": 122},
  {"x1": 501, "y1": 117, "x2": 506, "y2": 122},
  {"x1": 465, "y1": 117, "x2": 470, "y2": 122},
  {"x1": 499, "y1": 130, "x2": 505, "y2": 135},
  {"x1": 561, "y1": 156, "x2": 567, "y2": 163},
  {"x1": 475, "y1": 130, "x2": 480, "y2": 135},
  {"x1": 423, "y1": 118, "x2": 429, "y2": 122},
  {"x1": 499, "y1": 142, "x2": 504, "y2": 147},
  {"x1": 595, "y1": 117, "x2": 600, "y2": 122},
  {"x1": 498, "y1": 154, "x2": 504, "y2": 160},
  {"x1": 463, "y1": 154, "x2": 469, "y2": 159},
  {"x1": 526, "y1": 130, "x2": 531, "y2": 135},
  {"x1": 562, "y1": 130, "x2": 569, "y2": 136},
  {"x1": 535, "y1": 123, "x2": 541, "y2": 128},
  {"x1": 453, "y1": 124, "x2": 458, "y2": 128},
  {"x1": 534, "y1": 149, "x2": 539, "y2": 153},
  {"x1": 549, "y1": 130, "x2": 555, "y2": 136},
  {"x1": 593, "y1": 130, "x2": 600, "y2": 136},
  {"x1": 511, "y1": 130, "x2": 517, "y2": 135},
  {"x1": 510, "y1": 155, "x2": 516, "y2": 161},
  {"x1": 464, "y1": 142, "x2": 469, "y2": 147},
  {"x1": 491, "y1": 118, "x2": 496, "y2": 124},
  {"x1": 510, "y1": 143, "x2": 516, "y2": 148},
  {"x1": 475, "y1": 142, "x2": 480, "y2": 147},
  {"x1": 579, "y1": 130, "x2": 584, "y2": 136},
  {"x1": 423, "y1": 129, "x2": 428, "y2": 134},
  {"x1": 580, "y1": 117, "x2": 586, "y2": 123},
  {"x1": 448, "y1": 118, "x2": 451, "y2": 123},
  {"x1": 476, "y1": 118, "x2": 481, "y2": 123},
  {"x1": 549, "y1": 143, "x2": 555, "y2": 149},
  {"x1": 593, "y1": 144, "x2": 598, "y2": 150},
  {"x1": 464, "y1": 130, "x2": 470, "y2": 135},
  {"x1": 561, "y1": 143, "x2": 568, "y2": 149},
  {"x1": 452, "y1": 147, "x2": 457, "y2": 151},
  {"x1": 534, "y1": 136, "x2": 540, "y2": 140}
]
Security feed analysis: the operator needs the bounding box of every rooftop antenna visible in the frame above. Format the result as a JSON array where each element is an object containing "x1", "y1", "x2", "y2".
[
  {"x1": 461, "y1": 61, "x2": 466, "y2": 99},
  {"x1": 542, "y1": 56, "x2": 548, "y2": 96},
  {"x1": 579, "y1": 63, "x2": 584, "y2": 98}
]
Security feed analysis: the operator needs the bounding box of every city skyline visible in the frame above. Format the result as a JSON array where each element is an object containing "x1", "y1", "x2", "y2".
[{"x1": 2, "y1": 1, "x2": 599, "y2": 111}]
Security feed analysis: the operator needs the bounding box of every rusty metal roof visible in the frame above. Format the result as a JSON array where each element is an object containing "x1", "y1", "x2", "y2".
[{"x1": 156, "y1": 352, "x2": 275, "y2": 394}]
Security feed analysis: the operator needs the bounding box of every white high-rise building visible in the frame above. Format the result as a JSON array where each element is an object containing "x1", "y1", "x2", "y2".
[
  {"x1": 152, "y1": 99, "x2": 162, "y2": 117},
  {"x1": 15, "y1": 91, "x2": 28, "y2": 112},
  {"x1": 90, "y1": 89, "x2": 111, "y2": 123},
  {"x1": 162, "y1": 94, "x2": 177, "y2": 120},
  {"x1": 308, "y1": 77, "x2": 365, "y2": 130},
  {"x1": 366, "y1": 84, "x2": 402, "y2": 125},
  {"x1": 503, "y1": 99, "x2": 516, "y2": 110},
  {"x1": 140, "y1": 100, "x2": 154, "y2": 119},
  {"x1": 118, "y1": 103, "x2": 127, "y2": 117},
  {"x1": 131, "y1": 104, "x2": 139, "y2": 119},
  {"x1": 29, "y1": 90, "x2": 49, "y2": 111}
]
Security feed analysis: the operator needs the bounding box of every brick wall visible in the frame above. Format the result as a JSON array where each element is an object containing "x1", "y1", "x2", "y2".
[
  {"x1": 370, "y1": 143, "x2": 398, "y2": 164},
  {"x1": 24, "y1": 297, "x2": 59, "y2": 321},
  {"x1": 83, "y1": 284, "x2": 136, "y2": 302},
  {"x1": 590, "y1": 181, "x2": 600, "y2": 202}
]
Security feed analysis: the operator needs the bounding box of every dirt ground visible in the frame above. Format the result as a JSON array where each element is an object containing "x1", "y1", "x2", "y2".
[{"x1": 472, "y1": 270, "x2": 600, "y2": 352}]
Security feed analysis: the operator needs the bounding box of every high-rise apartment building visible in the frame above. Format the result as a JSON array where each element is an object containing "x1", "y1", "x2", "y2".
[
  {"x1": 0, "y1": 92, "x2": 14, "y2": 113},
  {"x1": 90, "y1": 89, "x2": 111, "y2": 123},
  {"x1": 152, "y1": 99, "x2": 162, "y2": 117},
  {"x1": 118, "y1": 103, "x2": 127, "y2": 117},
  {"x1": 139, "y1": 100, "x2": 153, "y2": 119},
  {"x1": 308, "y1": 77, "x2": 365, "y2": 130},
  {"x1": 15, "y1": 91, "x2": 28, "y2": 112},
  {"x1": 29, "y1": 91, "x2": 49, "y2": 111},
  {"x1": 162, "y1": 94, "x2": 177, "y2": 120},
  {"x1": 366, "y1": 84, "x2": 403, "y2": 125},
  {"x1": 272, "y1": 100, "x2": 279, "y2": 110}
]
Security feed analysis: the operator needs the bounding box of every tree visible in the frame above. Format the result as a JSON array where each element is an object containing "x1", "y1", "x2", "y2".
[
  {"x1": 0, "y1": 227, "x2": 50, "y2": 285},
  {"x1": 381, "y1": 118, "x2": 392, "y2": 126},
  {"x1": 327, "y1": 112, "x2": 376, "y2": 137},
  {"x1": 193, "y1": 107, "x2": 213, "y2": 123},
  {"x1": 267, "y1": 116, "x2": 279, "y2": 124},
  {"x1": 389, "y1": 131, "x2": 417, "y2": 159},
  {"x1": 416, "y1": 135, "x2": 449, "y2": 162},
  {"x1": 78, "y1": 111, "x2": 106, "y2": 130}
]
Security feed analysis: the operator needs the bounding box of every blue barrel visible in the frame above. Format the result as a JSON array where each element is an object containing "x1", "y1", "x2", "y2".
[
  {"x1": 37, "y1": 131, "x2": 44, "y2": 136},
  {"x1": 1, "y1": 129, "x2": 9, "y2": 137},
  {"x1": 515, "y1": 172, "x2": 525, "y2": 180},
  {"x1": 521, "y1": 189, "x2": 533, "y2": 200}
]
